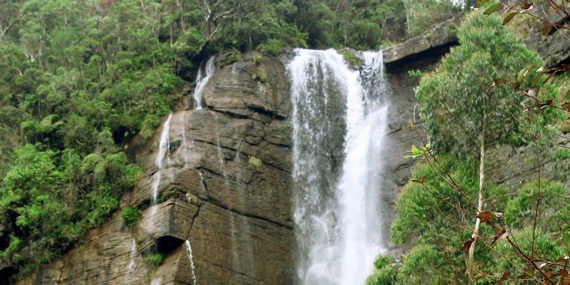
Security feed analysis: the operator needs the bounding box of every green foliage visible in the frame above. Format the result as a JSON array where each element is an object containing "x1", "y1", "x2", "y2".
[
  {"x1": 143, "y1": 253, "x2": 165, "y2": 280},
  {"x1": 366, "y1": 254, "x2": 396, "y2": 285},
  {"x1": 221, "y1": 52, "x2": 242, "y2": 67},
  {"x1": 120, "y1": 208, "x2": 142, "y2": 228},
  {"x1": 416, "y1": 12, "x2": 561, "y2": 155},
  {"x1": 159, "y1": 188, "x2": 180, "y2": 203},
  {"x1": 339, "y1": 50, "x2": 362, "y2": 69},
  {"x1": 0, "y1": 0, "x2": 466, "y2": 281},
  {"x1": 252, "y1": 68, "x2": 267, "y2": 83},
  {"x1": 247, "y1": 156, "x2": 262, "y2": 169},
  {"x1": 492, "y1": 227, "x2": 565, "y2": 280},
  {"x1": 252, "y1": 53, "x2": 263, "y2": 66},
  {"x1": 504, "y1": 181, "x2": 569, "y2": 233},
  {"x1": 387, "y1": 156, "x2": 508, "y2": 283},
  {"x1": 0, "y1": 235, "x2": 22, "y2": 258},
  {"x1": 407, "y1": 70, "x2": 424, "y2": 80}
]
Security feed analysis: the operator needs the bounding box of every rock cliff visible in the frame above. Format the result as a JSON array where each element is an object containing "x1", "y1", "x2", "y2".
[{"x1": 12, "y1": 53, "x2": 295, "y2": 285}]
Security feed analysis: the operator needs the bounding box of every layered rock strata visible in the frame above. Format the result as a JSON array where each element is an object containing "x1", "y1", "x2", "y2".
[{"x1": 12, "y1": 53, "x2": 294, "y2": 285}]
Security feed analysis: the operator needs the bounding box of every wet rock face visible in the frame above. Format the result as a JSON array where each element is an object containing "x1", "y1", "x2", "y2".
[{"x1": 14, "y1": 52, "x2": 295, "y2": 285}]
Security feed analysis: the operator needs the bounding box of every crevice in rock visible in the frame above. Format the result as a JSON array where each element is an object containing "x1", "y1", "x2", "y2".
[
  {"x1": 206, "y1": 200, "x2": 293, "y2": 230},
  {"x1": 201, "y1": 259, "x2": 264, "y2": 283},
  {"x1": 207, "y1": 107, "x2": 251, "y2": 119},
  {"x1": 247, "y1": 106, "x2": 287, "y2": 120},
  {"x1": 187, "y1": 203, "x2": 202, "y2": 239}
]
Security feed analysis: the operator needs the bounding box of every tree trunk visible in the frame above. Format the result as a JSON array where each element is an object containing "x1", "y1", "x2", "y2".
[{"x1": 468, "y1": 111, "x2": 486, "y2": 284}]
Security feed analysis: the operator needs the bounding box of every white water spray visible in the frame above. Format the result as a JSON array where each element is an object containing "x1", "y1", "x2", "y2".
[
  {"x1": 289, "y1": 49, "x2": 389, "y2": 284},
  {"x1": 193, "y1": 57, "x2": 215, "y2": 110}
]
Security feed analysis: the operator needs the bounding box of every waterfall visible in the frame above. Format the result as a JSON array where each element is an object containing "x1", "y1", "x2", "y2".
[
  {"x1": 193, "y1": 56, "x2": 215, "y2": 110},
  {"x1": 151, "y1": 114, "x2": 172, "y2": 215},
  {"x1": 124, "y1": 239, "x2": 137, "y2": 284},
  {"x1": 185, "y1": 240, "x2": 198, "y2": 285},
  {"x1": 289, "y1": 49, "x2": 389, "y2": 284}
]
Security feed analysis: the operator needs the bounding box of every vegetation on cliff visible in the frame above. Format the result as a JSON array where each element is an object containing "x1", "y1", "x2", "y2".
[
  {"x1": 0, "y1": 0, "x2": 465, "y2": 281},
  {"x1": 367, "y1": 9, "x2": 570, "y2": 285}
]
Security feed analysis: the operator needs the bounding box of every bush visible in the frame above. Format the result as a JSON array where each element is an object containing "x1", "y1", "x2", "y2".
[{"x1": 121, "y1": 208, "x2": 142, "y2": 228}]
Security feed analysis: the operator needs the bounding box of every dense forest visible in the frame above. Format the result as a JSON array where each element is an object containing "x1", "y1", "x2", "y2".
[
  {"x1": 0, "y1": 0, "x2": 466, "y2": 280},
  {"x1": 1, "y1": 0, "x2": 569, "y2": 284}
]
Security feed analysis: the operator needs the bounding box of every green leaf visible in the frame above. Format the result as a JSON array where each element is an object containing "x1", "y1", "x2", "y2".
[
  {"x1": 483, "y1": 3, "x2": 502, "y2": 15},
  {"x1": 475, "y1": 0, "x2": 490, "y2": 8},
  {"x1": 404, "y1": 145, "x2": 424, "y2": 158}
]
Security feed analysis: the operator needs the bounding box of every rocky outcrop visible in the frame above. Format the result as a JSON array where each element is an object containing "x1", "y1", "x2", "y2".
[
  {"x1": 383, "y1": 16, "x2": 460, "y2": 71},
  {"x1": 521, "y1": 8, "x2": 570, "y2": 68},
  {"x1": 13, "y1": 52, "x2": 295, "y2": 285}
]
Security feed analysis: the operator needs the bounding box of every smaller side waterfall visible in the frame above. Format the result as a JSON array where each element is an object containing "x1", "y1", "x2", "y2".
[
  {"x1": 127, "y1": 239, "x2": 137, "y2": 271},
  {"x1": 151, "y1": 114, "x2": 172, "y2": 215},
  {"x1": 193, "y1": 57, "x2": 215, "y2": 110},
  {"x1": 185, "y1": 240, "x2": 198, "y2": 285},
  {"x1": 124, "y1": 239, "x2": 137, "y2": 284}
]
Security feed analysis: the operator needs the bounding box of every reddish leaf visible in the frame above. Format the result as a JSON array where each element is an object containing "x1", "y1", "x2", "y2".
[
  {"x1": 495, "y1": 272, "x2": 508, "y2": 285},
  {"x1": 412, "y1": 175, "x2": 427, "y2": 185},
  {"x1": 541, "y1": 23, "x2": 553, "y2": 35},
  {"x1": 494, "y1": 78, "x2": 508, "y2": 84},
  {"x1": 461, "y1": 238, "x2": 475, "y2": 251},
  {"x1": 477, "y1": 210, "x2": 495, "y2": 223},
  {"x1": 484, "y1": 3, "x2": 502, "y2": 15},
  {"x1": 562, "y1": 63, "x2": 570, "y2": 72},
  {"x1": 555, "y1": 257, "x2": 569, "y2": 263},
  {"x1": 521, "y1": 1, "x2": 533, "y2": 9},
  {"x1": 539, "y1": 98, "x2": 553, "y2": 109},
  {"x1": 555, "y1": 269, "x2": 568, "y2": 276},
  {"x1": 503, "y1": 12, "x2": 517, "y2": 25},
  {"x1": 562, "y1": 271, "x2": 570, "y2": 285}
]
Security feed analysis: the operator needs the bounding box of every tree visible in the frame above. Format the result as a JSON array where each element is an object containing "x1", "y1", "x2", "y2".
[{"x1": 414, "y1": 12, "x2": 558, "y2": 283}]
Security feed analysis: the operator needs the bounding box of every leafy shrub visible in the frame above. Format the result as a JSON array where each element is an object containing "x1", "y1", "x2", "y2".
[
  {"x1": 252, "y1": 53, "x2": 263, "y2": 66},
  {"x1": 252, "y1": 68, "x2": 267, "y2": 83},
  {"x1": 159, "y1": 188, "x2": 180, "y2": 203},
  {"x1": 339, "y1": 50, "x2": 361, "y2": 69},
  {"x1": 121, "y1": 208, "x2": 142, "y2": 228}
]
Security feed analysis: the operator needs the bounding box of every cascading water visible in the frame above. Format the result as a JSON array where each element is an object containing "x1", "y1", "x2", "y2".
[
  {"x1": 289, "y1": 49, "x2": 390, "y2": 284},
  {"x1": 124, "y1": 239, "x2": 137, "y2": 284},
  {"x1": 151, "y1": 114, "x2": 172, "y2": 215},
  {"x1": 193, "y1": 56, "x2": 215, "y2": 110},
  {"x1": 185, "y1": 240, "x2": 198, "y2": 285}
]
